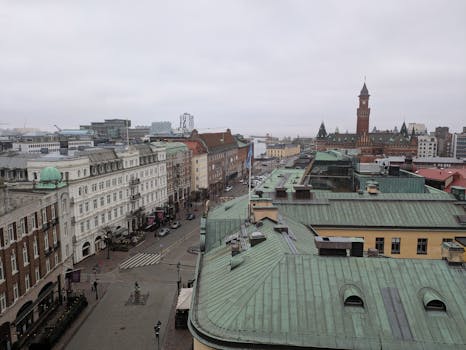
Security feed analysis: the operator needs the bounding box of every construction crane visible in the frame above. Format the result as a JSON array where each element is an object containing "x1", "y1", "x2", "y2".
[{"x1": 54, "y1": 125, "x2": 62, "y2": 132}]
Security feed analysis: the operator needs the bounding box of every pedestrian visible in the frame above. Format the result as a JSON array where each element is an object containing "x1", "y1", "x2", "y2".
[{"x1": 91, "y1": 281, "x2": 94, "y2": 292}]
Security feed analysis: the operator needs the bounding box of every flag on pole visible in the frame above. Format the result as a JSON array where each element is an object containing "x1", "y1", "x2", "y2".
[{"x1": 245, "y1": 142, "x2": 253, "y2": 169}]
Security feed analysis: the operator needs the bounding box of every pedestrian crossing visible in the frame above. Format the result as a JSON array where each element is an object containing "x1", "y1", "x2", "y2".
[{"x1": 119, "y1": 253, "x2": 162, "y2": 270}]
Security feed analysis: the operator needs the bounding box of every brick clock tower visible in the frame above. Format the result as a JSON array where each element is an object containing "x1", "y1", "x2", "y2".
[{"x1": 356, "y1": 83, "x2": 370, "y2": 135}]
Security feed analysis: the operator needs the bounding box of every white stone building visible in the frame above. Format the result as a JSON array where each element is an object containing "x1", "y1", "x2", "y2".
[
  {"x1": 417, "y1": 135, "x2": 438, "y2": 158},
  {"x1": 27, "y1": 144, "x2": 167, "y2": 263}
]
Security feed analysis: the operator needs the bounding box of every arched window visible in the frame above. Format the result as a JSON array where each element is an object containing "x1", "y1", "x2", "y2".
[
  {"x1": 341, "y1": 284, "x2": 364, "y2": 308},
  {"x1": 82, "y1": 242, "x2": 91, "y2": 257},
  {"x1": 421, "y1": 288, "x2": 447, "y2": 312}
]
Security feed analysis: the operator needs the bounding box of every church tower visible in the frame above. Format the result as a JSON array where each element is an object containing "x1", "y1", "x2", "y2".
[{"x1": 356, "y1": 83, "x2": 370, "y2": 135}]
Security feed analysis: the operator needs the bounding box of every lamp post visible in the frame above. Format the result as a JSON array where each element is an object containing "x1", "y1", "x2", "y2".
[
  {"x1": 154, "y1": 320, "x2": 161, "y2": 350},
  {"x1": 105, "y1": 232, "x2": 112, "y2": 259}
]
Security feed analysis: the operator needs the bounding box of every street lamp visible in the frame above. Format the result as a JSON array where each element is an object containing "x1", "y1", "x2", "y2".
[
  {"x1": 105, "y1": 231, "x2": 112, "y2": 259},
  {"x1": 154, "y1": 320, "x2": 161, "y2": 349}
]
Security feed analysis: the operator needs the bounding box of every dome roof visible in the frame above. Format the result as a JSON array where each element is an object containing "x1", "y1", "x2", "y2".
[{"x1": 40, "y1": 167, "x2": 62, "y2": 182}]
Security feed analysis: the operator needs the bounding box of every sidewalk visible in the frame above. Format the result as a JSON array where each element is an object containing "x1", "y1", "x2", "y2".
[{"x1": 52, "y1": 232, "x2": 159, "y2": 350}]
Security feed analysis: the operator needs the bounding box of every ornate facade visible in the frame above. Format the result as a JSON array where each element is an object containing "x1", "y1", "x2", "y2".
[{"x1": 316, "y1": 84, "x2": 418, "y2": 161}]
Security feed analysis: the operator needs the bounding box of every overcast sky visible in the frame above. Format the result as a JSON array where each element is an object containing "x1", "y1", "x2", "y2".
[{"x1": 0, "y1": 0, "x2": 465, "y2": 137}]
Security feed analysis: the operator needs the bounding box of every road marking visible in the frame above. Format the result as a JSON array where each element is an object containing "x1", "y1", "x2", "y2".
[{"x1": 119, "y1": 253, "x2": 161, "y2": 270}]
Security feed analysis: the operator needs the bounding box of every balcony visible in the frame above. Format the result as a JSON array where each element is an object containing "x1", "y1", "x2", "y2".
[
  {"x1": 51, "y1": 218, "x2": 59, "y2": 226},
  {"x1": 130, "y1": 193, "x2": 141, "y2": 201},
  {"x1": 42, "y1": 222, "x2": 50, "y2": 231},
  {"x1": 129, "y1": 178, "x2": 140, "y2": 186}
]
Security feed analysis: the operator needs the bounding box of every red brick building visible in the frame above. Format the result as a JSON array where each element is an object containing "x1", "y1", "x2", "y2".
[
  {"x1": 316, "y1": 83, "x2": 418, "y2": 161},
  {"x1": 0, "y1": 182, "x2": 65, "y2": 349}
]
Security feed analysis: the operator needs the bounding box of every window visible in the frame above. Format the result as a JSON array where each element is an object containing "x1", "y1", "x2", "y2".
[
  {"x1": 101, "y1": 213, "x2": 105, "y2": 224},
  {"x1": 86, "y1": 220, "x2": 90, "y2": 230},
  {"x1": 7, "y1": 224, "x2": 14, "y2": 242},
  {"x1": 35, "y1": 266, "x2": 40, "y2": 282},
  {"x1": 23, "y1": 242, "x2": 29, "y2": 265},
  {"x1": 85, "y1": 202, "x2": 89, "y2": 212},
  {"x1": 417, "y1": 238, "x2": 428, "y2": 255},
  {"x1": 113, "y1": 193, "x2": 117, "y2": 201},
  {"x1": 119, "y1": 191, "x2": 122, "y2": 200},
  {"x1": 33, "y1": 236, "x2": 39, "y2": 257},
  {"x1": 54, "y1": 253, "x2": 59, "y2": 266},
  {"x1": 108, "y1": 211, "x2": 112, "y2": 221},
  {"x1": 13, "y1": 283, "x2": 19, "y2": 301},
  {"x1": 100, "y1": 197, "x2": 104, "y2": 206},
  {"x1": 375, "y1": 238, "x2": 384, "y2": 254},
  {"x1": 11, "y1": 250, "x2": 18, "y2": 273},
  {"x1": 94, "y1": 216, "x2": 99, "y2": 227},
  {"x1": 25, "y1": 274, "x2": 30, "y2": 291},
  {"x1": 114, "y1": 208, "x2": 118, "y2": 218},
  {"x1": 0, "y1": 258, "x2": 4, "y2": 280},
  {"x1": 52, "y1": 227, "x2": 57, "y2": 245},
  {"x1": 79, "y1": 204, "x2": 83, "y2": 214},
  {"x1": 391, "y1": 238, "x2": 400, "y2": 254},
  {"x1": 442, "y1": 238, "x2": 453, "y2": 243},
  {"x1": 41, "y1": 209, "x2": 47, "y2": 223},
  {"x1": 19, "y1": 218, "x2": 26, "y2": 236},
  {"x1": 46, "y1": 258, "x2": 50, "y2": 273},
  {"x1": 80, "y1": 222, "x2": 84, "y2": 233},
  {"x1": 51, "y1": 205, "x2": 56, "y2": 219},
  {"x1": 0, "y1": 292, "x2": 6, "y2": 313},
  {"x1": 44, "y1": 232, "x2": 49, "y2": 251},
  {"x1": 93, "y1": 199, "x2": 98, "y2": 209},
  {"x1": 107, "y1": 195, "x2": 111, "y2": 204},
  {"x1": 31, "y1": 214, "x2": 37, "y2": 229}
]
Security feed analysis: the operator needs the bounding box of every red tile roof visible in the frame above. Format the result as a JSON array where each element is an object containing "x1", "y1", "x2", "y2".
[
  {"x1": 197, "y1": 130, "x2": 236, "y2": 151},
  {"x1": 415, "y1": 168, "x2": 456, "y2": 181}
]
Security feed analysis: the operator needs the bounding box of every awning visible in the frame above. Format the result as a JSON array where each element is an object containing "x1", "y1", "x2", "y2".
[{"x1": 176, "y1": 288, "x2": 193, "y2": 310}]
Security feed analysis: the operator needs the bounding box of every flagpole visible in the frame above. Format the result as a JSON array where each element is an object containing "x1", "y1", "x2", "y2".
[{"x1": 247, "y1": 142, "x2": 253, "y2": 221}]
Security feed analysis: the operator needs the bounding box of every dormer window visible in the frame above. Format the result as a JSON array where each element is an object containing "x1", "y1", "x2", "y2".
[
  {"x1": 421, "y1": 288, "x2": 446, "y2": 312},
  {"x1": 341, "y1": 285, "x2": 364, "y2": 308}
]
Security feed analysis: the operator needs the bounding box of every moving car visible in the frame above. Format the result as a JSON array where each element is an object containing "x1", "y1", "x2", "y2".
[
  {"x1": 225, "y1": 185, "x2": 233, "y2": 192},
  {"x1": 186, "y1": 213, "x2": 196, "y2": 220},
  {"x1": 158, "y1": 227, "x2": 170, "y2": 237},
  {"x1": 171, "y1": 221, "x2": 181, "y2": 229}
]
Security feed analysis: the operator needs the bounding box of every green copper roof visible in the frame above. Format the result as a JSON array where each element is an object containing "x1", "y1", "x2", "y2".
[
  {"x1": 151, "y1": 141, "x2": 188, "y2": 154},
  {"x1": 36, "y1": 166, "x2": 66, "y2": 189},
  {"x1": 190, "y1": 214, "x2": 466, "y2": 349},
  {"x1": 277, "y1": 195, "x2": 464, "y2": 229}
]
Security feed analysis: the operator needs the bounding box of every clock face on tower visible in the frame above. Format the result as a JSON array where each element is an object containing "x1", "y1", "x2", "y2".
[{"x1": 362, "y1": 100, "x2": 366, "y2": 105}]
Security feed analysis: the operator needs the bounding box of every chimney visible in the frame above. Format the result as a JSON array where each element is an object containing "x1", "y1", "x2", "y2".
[
  {"x1": 294, "y1": 185, "x2": 312, "y2": 200},
  {"x1": 366, "y1": 181, "x2": 379, "y2": 195},
  {"x1": 441, "y1": 241, "x2": 464, "y2": 265},
  {"x1": 275, "y1": 187, "x2": 287, "y2": 198}
]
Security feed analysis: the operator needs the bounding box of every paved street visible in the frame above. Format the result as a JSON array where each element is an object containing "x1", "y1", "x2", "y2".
[
  {"x1": 57, "y1": 164, "x2": 278, "y2": 350},
  {"x1": 62, "y1": 219, "x2": 200, "y2": 350}
]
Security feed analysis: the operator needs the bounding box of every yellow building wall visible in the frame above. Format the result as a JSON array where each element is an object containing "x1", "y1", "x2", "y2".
[
  {"x1": 194, "y1": 338, "x2": 216, "y2": 350},
  {"x1": 316, "y1": 228, "x2": 466, "y2": 260}
]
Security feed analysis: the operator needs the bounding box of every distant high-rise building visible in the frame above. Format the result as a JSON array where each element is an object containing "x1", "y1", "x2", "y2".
[
  {"x1": 452, "y1": 127, "x2": 466, "y2": 159},
  {"x1": 80, "y1": 119, "x2": 130, "y2": 141},
  {"x1": 408, "y1": 123, "x2": 427, "y2": 135},
  {"x1": 434, "y1": 127, "x2": 452, "y2": 157},
  {"x1": 417, "y1": 135, "x2": 437, "y2": 158},
  {"x1": 150, "y1": 121, "x2": 172, "y2": 135}
]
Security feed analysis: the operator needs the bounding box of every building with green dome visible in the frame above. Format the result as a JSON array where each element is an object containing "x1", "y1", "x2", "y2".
[{"x1": 35, "y1": 166, "x2": 66, "y2": 190}]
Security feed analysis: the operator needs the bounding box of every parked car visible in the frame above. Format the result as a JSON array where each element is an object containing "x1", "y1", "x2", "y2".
[
  {"x1": 186, "y1": 213, "x2": 196, "y2": 220},
  {"x1": 171, "y1": 221, "x2": 181, "y2": 229},
  {"x1": 158, "y1": 227, "x2": 170, "y2": 237},
  {"x1": 225, "y1": 185, "x2": 233, "y2": 192}
]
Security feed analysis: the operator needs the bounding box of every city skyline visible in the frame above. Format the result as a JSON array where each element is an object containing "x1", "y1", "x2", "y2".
[{"x1": 1, "y1": 0, "x2": 465, "y2": 137}]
